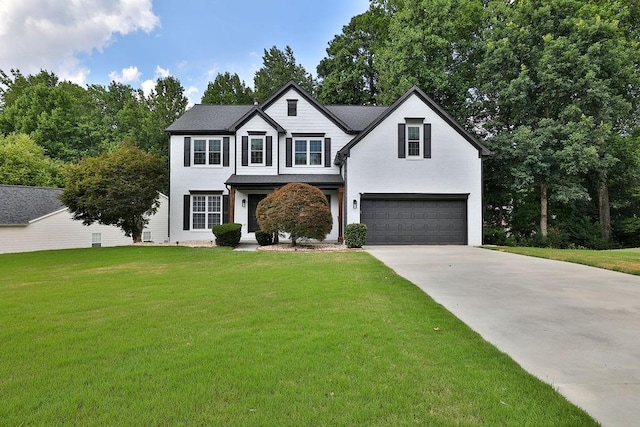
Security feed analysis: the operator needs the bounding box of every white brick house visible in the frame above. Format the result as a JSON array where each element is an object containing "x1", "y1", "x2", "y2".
[{"x1": 167, "y1": 82, "x2": 490, "y2": 245}]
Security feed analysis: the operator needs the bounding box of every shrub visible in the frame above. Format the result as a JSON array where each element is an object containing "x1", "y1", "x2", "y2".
[
  {"x1": 257, "y1": 183, "x2": 333, "y2": 246},
  {"x1": 344, "y1": 223, "x2": 368, "y2": 248},
  {"x1": 255, "y1": 230, "x2": 274, "y2": 246},
  {"x1": 483, "y1": 227, "x2": 515, "y2": 246},
  {"x1": 212, "y1": 223, "x2": 242, "y2": 247}
]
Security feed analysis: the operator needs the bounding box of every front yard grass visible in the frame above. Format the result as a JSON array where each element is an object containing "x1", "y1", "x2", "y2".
[
  {"x1": 0, "y1": 246, "x2": 596, "y2": 426},
  {"x1": 490, "y1": 246, "x2": 640, "y2": 276}
]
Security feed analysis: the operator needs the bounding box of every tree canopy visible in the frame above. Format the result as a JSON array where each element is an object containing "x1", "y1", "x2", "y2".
[
  {"x1": 60, "y1": 142, "x2": 167, "y2": 242},
  {"x1": 0, "y1": 133, "x2": 64, "y2": 187},
  {"x1": 253, "y1": 46, "x2": 316, "y2": 102},
  {"x1": 201, "y1": 72, "x2": 254, "y2": 105},
  {"x1": 256, "y1": 183, "x2": 332, "y2": 246}
]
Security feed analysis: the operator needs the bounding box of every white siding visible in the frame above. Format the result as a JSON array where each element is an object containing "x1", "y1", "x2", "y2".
[
  {"x1": 0, "y1": 194, "x2": 169, "y2": 254},
  {"x1": 345, "y1": 94, "x2": 484, "y2": 245},
  {"x1": 169, "y1": 134, "x2": 234, "y2": 242}
]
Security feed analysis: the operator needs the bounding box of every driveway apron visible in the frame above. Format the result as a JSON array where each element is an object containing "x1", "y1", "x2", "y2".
[{"x1": 366, "y1": 246, "x2": 640, "y2": 427}]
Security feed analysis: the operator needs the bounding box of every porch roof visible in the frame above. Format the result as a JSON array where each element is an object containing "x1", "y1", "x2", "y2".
[{"x1": 225, "y1": 174, "x2": 344, "y2": 189}]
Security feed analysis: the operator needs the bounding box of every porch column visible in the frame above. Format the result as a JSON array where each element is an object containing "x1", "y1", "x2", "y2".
[
  {"x1": 337, "y1": 186, "x2": 344, "y2": 243},
  {"x1": 229, "y1": 187, "x2": 236, "y2": 223}
]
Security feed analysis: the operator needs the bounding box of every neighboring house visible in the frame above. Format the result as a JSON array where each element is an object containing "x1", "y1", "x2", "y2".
[
  {"x1": 0, "y1": 185, "x2": 169, "y2": 254},
  {"x1": 167, "y1": 82, "x2": 490, "y2": 245}
]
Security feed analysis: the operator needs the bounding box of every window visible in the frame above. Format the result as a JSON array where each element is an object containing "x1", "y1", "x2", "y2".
[
  {"x1": 250, "y1": 137, "x2": 264, "y2": 164},
  {"x1": 193, "y1": 138, "x2": 222, "y2": 165},
  {"x1": 142, "y1": 231, "x2": 152, "y2": 242},
  {"x1": 192, "y1": 195, "x2": 222, "y2": 230},
  {"x1": 407, "y1": 125, "x2": 421, "y2": 157},
  {"x1": 287, "y1": 99, "x2": 298, "y2": 116},
  {"x1": 91, "y1": 233, "x2": 101, "y2": 248},
  {"x1": 294, "y1": 139, "x2": 323, "y2": 166}
]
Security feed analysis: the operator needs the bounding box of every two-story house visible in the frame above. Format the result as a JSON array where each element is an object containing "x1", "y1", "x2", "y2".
[{"x1": 167, "y1": 81, "x2": 490, "y2": 245}]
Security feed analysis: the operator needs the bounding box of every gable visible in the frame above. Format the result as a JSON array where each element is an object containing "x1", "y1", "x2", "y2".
[
  {"x1": 336, "y1": 86, "x2": 490, "y2": 164},
  {"x1": 261, "y1": 81, "x2": 354, "y2": 134}
]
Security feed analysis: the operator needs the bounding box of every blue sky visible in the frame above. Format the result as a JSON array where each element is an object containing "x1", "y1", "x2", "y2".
[{"x1": 0, "y1": 0, "x2": 370, "y2": 103}]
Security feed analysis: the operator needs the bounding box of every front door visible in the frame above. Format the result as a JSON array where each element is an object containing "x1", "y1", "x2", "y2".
[{"x1": 248, "y1": 194, "x2": 267, "y2": 232}]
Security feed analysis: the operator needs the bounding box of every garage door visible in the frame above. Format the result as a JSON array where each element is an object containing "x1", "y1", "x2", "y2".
[{"x1": 361, "y1": 198, "x2": 467, "y2": 245}]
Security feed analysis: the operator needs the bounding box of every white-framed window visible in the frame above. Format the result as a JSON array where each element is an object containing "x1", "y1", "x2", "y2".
[
  {"x1": 407, "y1": 125, "x2": 422, "y2": 157},
  {"x1": 294, "y1": 139, "x2": 323, "y2": 166},
  {"x1": 91, "y1": 233, "x2": 102, "y2": 248},
  {"x1": 142, "y1": 231, "x2": 152, "y2": 242},
  {"x1": 193, "y1": 138, "x2": 222, "y2": 165},
  {"x1": 250, "y1": 137, "x2": 264, "y2": 165},
  {"x1": 192, "y1": 195, "x2": 222, "y2": 230}
]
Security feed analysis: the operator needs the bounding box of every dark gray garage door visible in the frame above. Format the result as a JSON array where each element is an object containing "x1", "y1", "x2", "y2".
[{"x1": 361, "y1": 198, "x2": 467, "y2": 245}]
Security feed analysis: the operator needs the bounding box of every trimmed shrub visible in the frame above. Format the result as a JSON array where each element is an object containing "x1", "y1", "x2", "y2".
[
  {"x1": 255, "y1": 230, "x2": 274, "y2": 246},
  {"x1": 212, "y1": 223, "x2": 242, "y2": 247},
  {"x1": 344, "y1": 223, "x2": 368, "y2": 248},
  {"x1": 257, "y1": 182, "x2": 332, "y2": 246}
]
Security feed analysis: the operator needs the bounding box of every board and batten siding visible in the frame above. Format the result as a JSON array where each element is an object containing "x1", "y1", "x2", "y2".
[
  {"x1": 0, "y1": 194, "x2": 169, "y2": 254},
  {"x1": 345, "y1": 94, "x2": 484, "y2": 246}
]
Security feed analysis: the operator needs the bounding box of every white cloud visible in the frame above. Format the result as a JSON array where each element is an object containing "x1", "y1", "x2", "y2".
[
  {"x1": 140, "y1": 65, "x2": 172, "y2": 96},
  {"x1": 109, "y1": 66, "x2": 142, "y2": 83},
  {"x1": 185, "y1": 85, "x2": 199, "y2": 107},
  {"x1": 0, "y1": 0, "x2": 159, "y2": 85},
  {"x1": 155, "y1": 65, "x2": 170, "y2": 78}
]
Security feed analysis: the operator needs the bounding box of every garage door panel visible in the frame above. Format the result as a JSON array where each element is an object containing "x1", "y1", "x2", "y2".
[{"x1": 361, "y1": 198, "x2": 466, "y2": 245}]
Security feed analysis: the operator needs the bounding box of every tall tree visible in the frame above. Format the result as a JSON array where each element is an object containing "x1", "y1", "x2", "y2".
[
  {"x1": 375, "y1": 0, "x2": 486, "y2": 122},
  {"x1": 201, "y1": 72, "x2": 254, "y2": 104},
  {"x1": 253, "y1": 46, "x2": 316, "y2": 102},
  {"x1": 317, "y1": 6, "x2": 390, "y2": 105},
  {"x1": 60, "y1": 141, "x2": 167, "y2": 243},
  {"x1": 480, "y1": 0, "x2": 640, "y2": 240},
  {"x1": 144, "y1": 76, "x2": 188, "y2": 157},
  {"x1": 0, "y1": 133, "x2": 64, "y2": 187},
  {"x1": 0, "y1": 70, "x2": 101, "y2": 161}
]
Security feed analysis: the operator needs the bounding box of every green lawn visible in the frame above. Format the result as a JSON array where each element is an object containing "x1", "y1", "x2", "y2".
[
  {"x1": 489, "y1": 246, "x2": 640, "y2": 276},
  {"x1": 0, "y1": 247, "x2": 596, "y2": 426}
]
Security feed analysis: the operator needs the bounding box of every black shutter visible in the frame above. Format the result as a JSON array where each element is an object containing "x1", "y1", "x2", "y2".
[
  {"x1": 183, "y1": 194, "x2": 190, "y2": 230},
  {"x1": 242, "y1": 136, "x2": 248, "y2": 166},
  {"x1": 424, "y1": 123, "x2": 432, "y2": 159},
  {"x1": 223, "y1": 137, "x2": 230, "y2": 167},
  {"x1": 286, "y1": 138, "x2": 292, "y2": 167},
  {"x1": 184, "y1": 137, "x2": 191, "y2": 167},
  {"x1": 324, "y1": 138, "x2": 331, "y2": 167},
  {"x1": 398, "y1": 124, "x2": 406, "y2": 158},
  {"x1": 266, "y1": 136, "x2": 272, "y2": 166},
  {"x1": 222, "y1": 195, "x2": 230, "y2": 224}
]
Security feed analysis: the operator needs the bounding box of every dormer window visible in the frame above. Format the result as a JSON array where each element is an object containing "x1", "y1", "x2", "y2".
[{"x1": 287, "y1": 99, "x2": 298, "y2": 116}]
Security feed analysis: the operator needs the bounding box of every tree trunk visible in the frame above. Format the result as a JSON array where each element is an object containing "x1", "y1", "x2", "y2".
[
  {"x1": 540, "y1": 179, "x2": 548, "y2": 237},
  {"x1": 132, "y1": 230, "x2": 142, "y2": 243},
  {"x1": 598, "y1": 180, "x2": 611, "y2": 240}
]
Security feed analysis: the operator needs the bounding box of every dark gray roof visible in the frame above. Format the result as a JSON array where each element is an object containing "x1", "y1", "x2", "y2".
[
  {"x1": 325, "y1": 106, "x2": 388, "y2": 131},
  {"x1": 166, "y1": 104, "x2": 253, "y2": 133},
  {"x1": 0, "y1": 185, "x2": 65, "y2": 225},
  {"x1": 225, "y1": 174, "x2": 344, "y2": 189}
]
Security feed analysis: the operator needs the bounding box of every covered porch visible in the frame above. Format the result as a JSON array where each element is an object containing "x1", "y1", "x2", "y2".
[{"x1": 224, "y1": 174, "x2": 345, "y2": 242}]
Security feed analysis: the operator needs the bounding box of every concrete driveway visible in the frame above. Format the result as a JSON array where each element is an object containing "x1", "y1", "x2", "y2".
[{"x1": 366, "y1": 246, "x2": 640, "y2": 427}]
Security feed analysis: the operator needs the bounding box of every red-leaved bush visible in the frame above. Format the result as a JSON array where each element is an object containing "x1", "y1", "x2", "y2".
[{"x1": 256, "y1": 182, "x2": 332, "y2": 246}]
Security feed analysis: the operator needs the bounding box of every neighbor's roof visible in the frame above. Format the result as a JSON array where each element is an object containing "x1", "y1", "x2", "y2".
[{"x1": 0, "y1": 185, "x2": 65, "y2": 225}]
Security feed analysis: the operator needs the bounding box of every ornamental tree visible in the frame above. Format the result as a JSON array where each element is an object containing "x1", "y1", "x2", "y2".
[
  {"x1": 60, "y1": 141, "x2": 167, "y2": 243},
  {"x1": 256, "y1": 182, "x2": 332, "y2": 246}
]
